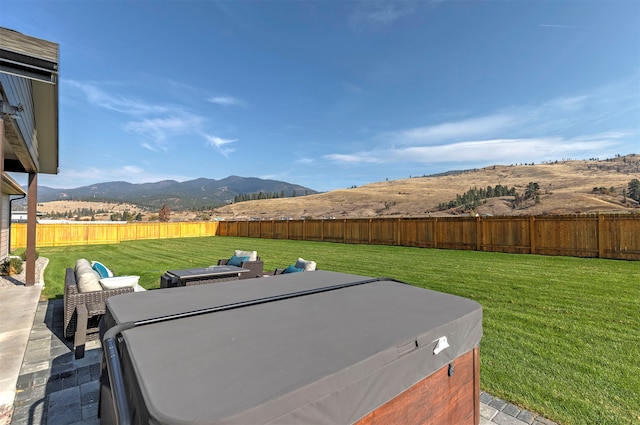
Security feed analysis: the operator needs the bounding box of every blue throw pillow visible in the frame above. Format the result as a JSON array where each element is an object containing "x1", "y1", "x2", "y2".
[
  {"x1": 283, "y1": 264, "x2": 304, "y2": 274},
  {"x1": 228, "y1": 255, "x2": 249, "y2": 267},
  {"x1": 92, "y1": 261, "x2": 111, "y2": 278}
]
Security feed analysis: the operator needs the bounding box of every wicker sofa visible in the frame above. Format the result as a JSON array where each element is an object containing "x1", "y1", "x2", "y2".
[{"x1": 63, "y1": 266, "x2": 133, "y2": 340}]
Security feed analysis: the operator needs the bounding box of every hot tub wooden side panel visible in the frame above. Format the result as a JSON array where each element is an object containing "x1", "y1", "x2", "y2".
[{"x1": 355, "y1": 346, "x2": 480, "y2": 425}]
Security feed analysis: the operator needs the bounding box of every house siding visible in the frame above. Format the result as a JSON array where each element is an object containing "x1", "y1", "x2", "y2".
[
  {"x1": 0, "y1": 193, "x2": 9, "y2": 261},
  {"x1": 0, "y1": 73, "x2": 36, "y2": 148}
]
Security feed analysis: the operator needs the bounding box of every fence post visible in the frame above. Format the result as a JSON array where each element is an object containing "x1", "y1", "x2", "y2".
[
  {"x1": 433, "y1": 217, "x2": 438, "y2": 249},
  {"x1": 368, "y1": 219, "x2": 372, "y2": 244},
  {"x1": 476, "y1": 216, "x2": 482, "y2": 251},
  {"x1": 433, "y1": 217, "x2": 438, "y2": 248},
  {"x1": 529, "y1": 216, "x2": 536, "y2": 254},
  {"x1": 344, "y1": 219, "x2": 347, "y2": 243},
  {"x1": 598, "y1": 214, "x2": 605, "y2": 258}
]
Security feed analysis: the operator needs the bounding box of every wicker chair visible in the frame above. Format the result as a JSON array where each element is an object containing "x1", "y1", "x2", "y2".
[
  {"x1": 270, "y1": 258, "x2": 318, "y2": 276},
  {"x1": 63, "y1": 268, "x2": 134, "y2": 340},
  {"x1": 216, "y1": 257, "x2": 264, "y2": 279}
]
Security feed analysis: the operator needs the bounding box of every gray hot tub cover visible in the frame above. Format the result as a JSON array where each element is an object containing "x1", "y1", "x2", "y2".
[{"x1": 103, "y1": 271, "x2": 482, "y2": 425}]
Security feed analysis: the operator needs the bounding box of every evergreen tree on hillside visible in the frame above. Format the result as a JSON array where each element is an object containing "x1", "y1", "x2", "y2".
[
  {"x1": 437, "y1": 184, "x2": 519, "y2": 211},
  {"x1": 627, "y1": 179, "x2": 640, "y2": 202},
  {"x1": 524, "y1": 182, "x2": 540, "y2": 200}
]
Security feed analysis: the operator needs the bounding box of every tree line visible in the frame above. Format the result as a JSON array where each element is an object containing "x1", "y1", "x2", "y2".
[
  {"x1": 47, "y1": 207, "x2": 111, "y2": 218},
  {"x1": 440, "y1": 178, "x2": 640, "y2": 214},
  {"x1": 233, "y1": 189, "x2": 309, "y2": 203},
  {"x1": 437, "y1": 184, "x2": 520, "y2": 211}
]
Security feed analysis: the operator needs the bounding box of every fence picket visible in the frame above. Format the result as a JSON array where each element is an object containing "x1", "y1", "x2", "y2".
[{"x1": 10, "y1": 214, "x2": 640, "y2": 260}]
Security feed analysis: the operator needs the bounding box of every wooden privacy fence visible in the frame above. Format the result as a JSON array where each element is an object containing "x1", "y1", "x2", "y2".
[
  {"x1": 10, "y1": 221, "x2": 219, "y2": 249},
  {"x1": 217, "y1": 214, "x2": 640, "y2": 260}
]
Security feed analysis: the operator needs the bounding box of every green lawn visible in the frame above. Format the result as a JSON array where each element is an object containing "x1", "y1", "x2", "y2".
[{"x1": 33, "y1": 236, "x2": 640, "y2": 425}]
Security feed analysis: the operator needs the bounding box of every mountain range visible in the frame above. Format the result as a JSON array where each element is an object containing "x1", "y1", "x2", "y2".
[
  {"x1": 21, "y1": 176, "x2": 317, "y2": 210},
  {"x1": 16, "y1": 155, "x2": 640, "y2": 219}
]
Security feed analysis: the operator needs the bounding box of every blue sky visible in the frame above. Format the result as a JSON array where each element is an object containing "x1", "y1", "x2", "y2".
[{"x1": 2, "y1": 1, "x2": 639, "y2": 192}]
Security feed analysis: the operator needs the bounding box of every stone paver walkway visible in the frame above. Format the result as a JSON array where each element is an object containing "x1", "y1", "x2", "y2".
[
  {"x1": 10, "y1": 300, "x2": 100, "y2": 424},
  {"x1": 479, "y1": 392, "x2": 557, "y2": 425},
  {"x1": 7, "y1": 298, "x2": 558, "y2": 425}
]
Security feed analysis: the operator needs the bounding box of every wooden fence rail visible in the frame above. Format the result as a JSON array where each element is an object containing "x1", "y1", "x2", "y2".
[
  {"x1": 10, "y1": 214, "x2": 639, "y2": 260},
  {"x1": 217, "y1": 214, "x2": 640, "y2": 260},
  {"x1": 10, "y1": 221, "x2": 219, "y2": 249}
]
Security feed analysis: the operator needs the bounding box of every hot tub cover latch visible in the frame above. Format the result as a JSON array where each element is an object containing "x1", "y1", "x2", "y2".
[{"x1": 433, "y1": 336, "x2": 450, "y2": 355}]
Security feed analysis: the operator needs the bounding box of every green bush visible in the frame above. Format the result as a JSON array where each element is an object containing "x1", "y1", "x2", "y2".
[
  {"x1": 19, "y1": 250, "x2": 39, "y2": 261},
  {"x1": 1, "y1": 257, "x2": 23, "y2": 276}
]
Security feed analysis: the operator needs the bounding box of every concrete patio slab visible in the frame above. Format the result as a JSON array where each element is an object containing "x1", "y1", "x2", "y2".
[{"x1": 0, "y1": 285, "x2": 42, "y2": 423}]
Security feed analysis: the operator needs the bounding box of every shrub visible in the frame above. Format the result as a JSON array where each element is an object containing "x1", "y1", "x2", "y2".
[
  {"x1": 19, "y1": 250, "x2": 39, "y2": 261},
  {"x1": 1, "y1": 257, "x2": 23, "y2": 276}
]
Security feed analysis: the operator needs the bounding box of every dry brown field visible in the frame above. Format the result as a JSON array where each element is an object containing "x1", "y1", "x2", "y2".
[
  {"x1": 37, "y1": 201, "x2": 197, "y2": 221},
  {"x1": 213, "y1": 155, "x2": 640, "y2": 219},
  {"x1": 36, "y1": 155, "x2": 639, "y2": 221}
]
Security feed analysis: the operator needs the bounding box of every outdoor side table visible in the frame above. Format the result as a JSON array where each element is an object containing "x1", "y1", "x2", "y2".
[
  {"x1": 159, "y1": 265, "x2": 249, "y2": 288},
  {"x1": 74, "y1": 302, "x2": 105, "y2": 359}
]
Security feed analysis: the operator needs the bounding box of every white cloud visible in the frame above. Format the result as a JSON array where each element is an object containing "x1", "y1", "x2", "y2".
[
  {"x1": 350, "y1": 2, "x2": 416, "y2": 29},
  {"x1": 65, "y1": 80, "x2": 168, "y2": 115},
  {"x1": 124, "y1": 115, "x2": 204, "y2": 145},
  {"x1": 389, "y1": 114, "x2": 518, "y2": 145},
  {"x1": 323, "y1": 82, "x2": 637, "y2": 170},
  {"x1": 543, "y1": 95, "x2": 589, "y2": 111},
  {"x1": 208, "y1": 95, "x2": 246, "y2": 107},
  {"x1": 325, "y1": 134, "x2": 625, "y2": 166},
  {"x1": 140, "y1": 142, "x2": 158, "y2": 152},
  {"x1": 205, "y1": 135, "x2": 237, "y2": 157},
  {"x1": 324, "y1": 153, "x2": 383, "y2": 164},
  {"x1": 295, "y1": 157, "x2": 315, "y2": 164},
  {"x1": 66, "y1": 79, "x2": 240, "y2": 156},
  {"x1": 393, "y1": 137, "x2": 616, "y2": 163}
]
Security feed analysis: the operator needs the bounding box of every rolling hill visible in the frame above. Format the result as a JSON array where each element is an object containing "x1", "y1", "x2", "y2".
[{"x1": 212, "y1": 155, "x2": 640, "y2": 219}]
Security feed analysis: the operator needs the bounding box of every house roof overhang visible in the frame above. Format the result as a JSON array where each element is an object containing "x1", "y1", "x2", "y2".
[
  {"x1": 2, "y1": 172, "x2": 26, "y2": 195},
  {"x1": 0, "y1": 27, "x2": 59, "y2": 175}
]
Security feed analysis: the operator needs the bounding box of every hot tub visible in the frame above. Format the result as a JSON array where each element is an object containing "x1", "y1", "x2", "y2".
[{"x1": 99, "y1": 271, "x2": 482, "y2": 424}]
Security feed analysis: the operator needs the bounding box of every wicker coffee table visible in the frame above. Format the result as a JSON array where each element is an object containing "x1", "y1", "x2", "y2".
[{"x1": 160, "y1": 265, "x2": 249, "y2": 288}]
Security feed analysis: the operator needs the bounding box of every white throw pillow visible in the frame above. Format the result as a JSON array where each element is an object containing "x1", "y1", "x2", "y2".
[
  {"x1": 295, "y1": 258, "x2": 317, "y2": 271},
  {"x1": 234, "y1": 250, "x2": 257, "y2": 261},
  {"x1": 99, "y1": 275, "x2": 140, "y2": 290}
]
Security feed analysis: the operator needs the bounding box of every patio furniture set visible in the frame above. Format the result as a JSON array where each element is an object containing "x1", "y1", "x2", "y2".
[
  {"x1": 62, "y1": 250, "x2": 483, "y2": 424},
  {"x1": 64, "y1": 251, "x2": 317, "y2": 358}
]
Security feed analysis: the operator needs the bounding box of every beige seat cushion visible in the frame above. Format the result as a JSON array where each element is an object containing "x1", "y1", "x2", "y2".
[
  {"x1": 75, "y1": 259, "x2": 92, "y2": 273},
  {"x1": 77, "y1": 269, "x2": 102, "y2": 292},
  {"x1": 74, "y1": 258, "x2": 102, "y2": 292},
  {"x1": 234, "y1": 250, "x2": 258, "y2": 261}
]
